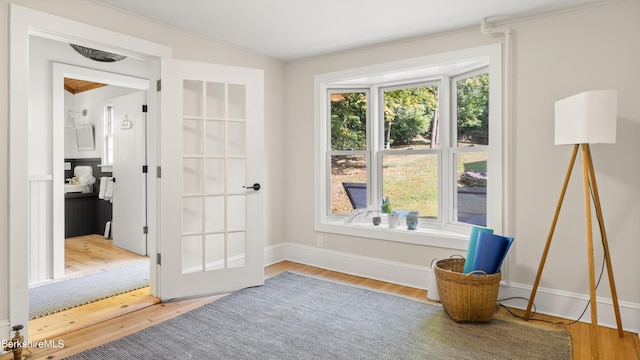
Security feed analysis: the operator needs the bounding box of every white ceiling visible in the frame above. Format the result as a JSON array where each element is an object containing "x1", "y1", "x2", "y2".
[{"x1": 94, "y1": 0, "x2": 606, "y2": 61}]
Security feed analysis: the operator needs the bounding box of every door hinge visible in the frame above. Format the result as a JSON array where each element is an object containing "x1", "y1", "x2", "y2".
[
  {"x1": 157, "y1": 253, "x2": 161, "y2": 266},
  {"x1": 143, "y1": 226, "x2": 148, "y2": 234},
  {"x1": 157, "y1": 166, "x2": 162, "y2": 178},
  {"x1": 142, "y1": 104, "x2": 148, "y2": 113},
  {"x1": 156, "y1": 79, "x2": 161, "y2": 91},
  {"x1": 142, "y1": 165, "x2": 148, "y2": 173}
]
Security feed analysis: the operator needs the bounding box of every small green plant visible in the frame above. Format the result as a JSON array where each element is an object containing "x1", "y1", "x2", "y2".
[{"x1": 381, "y1": 197, "x2": 393, "y2": 214}]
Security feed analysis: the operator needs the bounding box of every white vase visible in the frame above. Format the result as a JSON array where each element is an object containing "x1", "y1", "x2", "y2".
[
  {"x1": 388, "y1": 213, "x2": 400, "y2": 228},
  {"x1": 427, "y1": 259, "x2": 440, "y2": 302}
]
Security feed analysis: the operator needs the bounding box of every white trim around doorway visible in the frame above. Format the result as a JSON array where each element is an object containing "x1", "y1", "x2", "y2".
[{"x1": 8, "y1": 4, "x2": 171, "y2": 338}]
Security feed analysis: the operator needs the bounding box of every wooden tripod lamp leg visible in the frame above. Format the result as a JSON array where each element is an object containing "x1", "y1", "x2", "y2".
[
  {"x1": 584, "y1": 145, "x2": 624, "y2": 337},
  {"x1": 524, "y1": 145, "x2": 580, "y2": 320},
  {"x1": 582, "y1": 144, "x2": 603, "y2": 359}
]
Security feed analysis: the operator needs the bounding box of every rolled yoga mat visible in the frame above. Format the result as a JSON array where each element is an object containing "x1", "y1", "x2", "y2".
[
  {"x1": 471, "y1": 232, "x2": 514, "y2": 274},
  {"x1": 463, "y1": 226, "x2": 494, "y2": 273}
]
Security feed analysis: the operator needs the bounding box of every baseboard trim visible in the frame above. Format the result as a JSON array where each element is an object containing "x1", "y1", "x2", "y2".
[
  {"x1": 267, "y1": 242, "x2": 431, "y2": 290},
  {"x1": 264, "y1": 243, "x2": 286, "y2": 267},
  {"x1": 265, "y1": 242, "x2": 640, "y2": 335}
]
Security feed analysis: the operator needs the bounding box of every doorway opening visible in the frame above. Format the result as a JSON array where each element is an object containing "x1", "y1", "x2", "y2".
[
  {"x1": 9, "y1": 3, "x2": 171, "y2": 335},
  {"x1": 26, "y1": 37, "x2": 154, "y2": 338},
  {"x1": 58, "y1": 75, "x2": 150, "y2": 275}
]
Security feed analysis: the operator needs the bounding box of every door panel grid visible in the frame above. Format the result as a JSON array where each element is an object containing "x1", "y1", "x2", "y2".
[{"x1": 181, "y1": 79, "x2": 247, "y2": 274}]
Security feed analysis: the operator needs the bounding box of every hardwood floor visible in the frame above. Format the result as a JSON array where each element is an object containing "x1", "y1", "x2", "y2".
[
  {"x1": 3, "y1": 258, "x2": 638, "y2": 359},
  {"x1": 28, "y1": 235, "x2": 154, "y2": 345},
  {"x1": 63, "y1": 234, "x2": 148, "y2": 279}
]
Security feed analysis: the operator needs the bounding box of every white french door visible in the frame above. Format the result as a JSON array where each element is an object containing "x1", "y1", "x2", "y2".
[{"x1": 158, "y1": 59, "x2": 264, "y2": 300}]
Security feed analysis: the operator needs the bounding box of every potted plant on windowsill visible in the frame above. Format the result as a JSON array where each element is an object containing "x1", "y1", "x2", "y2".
[{"x1": 381, "y1": 197, "x2": 399, "y2": 228}]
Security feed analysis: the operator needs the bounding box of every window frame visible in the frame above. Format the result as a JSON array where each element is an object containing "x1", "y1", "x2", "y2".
[
  {"x1": 314, "y1": 44, "x2": 503, "y2": 249},
  {"x1": 449, "y1": 68, "x2": 493, "y2": 227},
  {"x1": 103, "y1": 104, "x2": 114, "y2": 167},
  {"x1": 376, "y1": 80, "x2": 442, "y2": 225},
  {"x1": 326, "y1": 88, "x2": 372, "y2": 221}
]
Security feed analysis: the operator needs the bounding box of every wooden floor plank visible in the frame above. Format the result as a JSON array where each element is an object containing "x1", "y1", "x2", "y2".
[
  {"x1": 29, "y1": 288, "x2": 159, "y2": 342},
  {"x1": 601, "y1": 327, "x2": 616, "y2": 359},
  {"x1": 579, "y1": 322, "x2": 592, "y2": 360},
  {"x1": 63, "y1": 235, "x2": 147, "y2": 279},
  {"x1": 631, "y1": 334, "x2": 640, "y2": 360}
]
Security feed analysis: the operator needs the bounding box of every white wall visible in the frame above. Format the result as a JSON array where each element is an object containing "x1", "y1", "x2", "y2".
[
  {"x1": 283, "y1": 0, "x2": 640, "y2": 330},
  {"x1": 0, "y1": 0, "x2": 285, "y2": 338},
  {"x1": 64, "y1": 85, "x2": 140, "y2": 160},
  {"x1": 28, "y1": 35, "x2": 150, "y2": 176}
]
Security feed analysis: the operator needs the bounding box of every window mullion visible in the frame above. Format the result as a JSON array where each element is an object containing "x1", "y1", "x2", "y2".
[
  {"x1": 440, "y1": 76, "x2": 453, "y2": 225},
  {"x1": 369, "y1": 86, "x2": 380, "y2": 210}
]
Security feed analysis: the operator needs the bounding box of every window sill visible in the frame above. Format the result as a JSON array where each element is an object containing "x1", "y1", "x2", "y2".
[
  {"x1": 316, "y1": 220, "x2": 469, "y2": 251},
  {"x1": 98, "y1": 165, "x2": 113, "y2": 173}
]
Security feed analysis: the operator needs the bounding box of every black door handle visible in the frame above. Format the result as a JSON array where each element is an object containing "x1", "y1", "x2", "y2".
[{"x1": 243, "y1": 183, "x2": 261, "y2": 191}]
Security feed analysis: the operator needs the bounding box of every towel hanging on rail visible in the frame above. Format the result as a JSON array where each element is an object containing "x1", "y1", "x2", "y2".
[{"x1": 99, "y1": 177, "x2": 114, "y2": 202}]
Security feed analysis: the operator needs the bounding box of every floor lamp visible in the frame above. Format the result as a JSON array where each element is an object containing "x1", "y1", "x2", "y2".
[{"x1": 523, "y1": 90, "x2": 623, "y2": 359}]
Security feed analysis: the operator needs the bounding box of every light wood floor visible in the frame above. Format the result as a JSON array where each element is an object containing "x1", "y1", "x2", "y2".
[
  {"x1": 28, "y1": 235, "x2": 156, "y2": 344},
  {"x1": 64, "y1": 234, "x2": 148, "y2": 279},
  {"x1": 4, "y1": 252, "x2": 638, "y2": 359}
]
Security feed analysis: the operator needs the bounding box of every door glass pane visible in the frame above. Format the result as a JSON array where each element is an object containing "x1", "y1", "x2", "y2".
[
  {"x1": 228, "y1": 84, "x2": 246, "y2": 119},
  {"x1": 227, "y1": 159, "x2": 246, "y2": 192},
  {"x1": 227, "y1": 195, "x2": 246, "y2": 230},
  {"x1": 182, "y1": 235, "x2": 203, "y2": 273},
  {"x1": 183, "y1": 159, "x2": 203, "y2": 194},
  {"x1": 206, "y1": 82, "x2": 226, "y2": 118},
  {"x1": 204, "y1": 233, "x2": 225, "y2": 270},
  {"x1": 456, "y1": 73, "x2": 489, "y2": 147},
  {"x1": 228, "y1": 121, "x2": 246, "y2": 156},
  {"x1": 205, "y1": 159, "x2": 225, "y2": 194},
  {"x1": 330, "y1": 154, "x2": 367, "y2": 214},
  {"x1": 206, "y1": 120, "x2": 225, "y2": 156},
  {"x1": 183, "y1": 80, "x2": 203, "y2": 117},
  {"x1": 456, "y1": 152, "x2": 487, "y2": 226},
  {"x1": 205, "y1": 196, "x2": 225, "y2": 232},
  {"x1": 382, "y1": 154, "x2": 438, "y2": 219},
  {"x1": 182, "y1": 197, "x2": 202, "y2": 233},
  {"x1": 183, "y1": 119, "x2": 203, "y2": 155},
  {"x1": 227, "y1": 232, "x2": 246, "y2": 268}
]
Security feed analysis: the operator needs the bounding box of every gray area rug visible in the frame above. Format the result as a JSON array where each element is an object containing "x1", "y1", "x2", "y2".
[
  {"x1": 66, "y1": 271, "x2": 570, "y2": 360},
  {"x1": 30, "y1": 260, "x2": 150, "y2": 319}
]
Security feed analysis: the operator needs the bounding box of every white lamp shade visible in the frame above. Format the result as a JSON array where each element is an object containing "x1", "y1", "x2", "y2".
[{"x1": 554, "y1": 89, "x2": 618, "y2": 145}]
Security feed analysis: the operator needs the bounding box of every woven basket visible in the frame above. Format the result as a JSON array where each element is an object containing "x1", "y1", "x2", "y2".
[{"x1": 434, "y1": 257, "x2": 501, "y2": 323}]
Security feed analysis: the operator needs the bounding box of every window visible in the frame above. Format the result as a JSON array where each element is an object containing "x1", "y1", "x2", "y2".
[
  {"x1": 103, "y1": 105, "x2": 114, "y2": 166},
  {"x1": 379, "y1": 83, "x2": 440, "y2": 220},
  {"x1": 315, "y1": 45, "x2": 503, "y2": 248}
]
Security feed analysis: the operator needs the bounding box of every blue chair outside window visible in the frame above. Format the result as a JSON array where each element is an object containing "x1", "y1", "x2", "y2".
[{"x1": 342, "y1": 182, "x2": 367, "y2": 209}]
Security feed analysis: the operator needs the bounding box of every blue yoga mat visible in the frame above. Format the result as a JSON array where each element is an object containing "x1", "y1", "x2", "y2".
[
  {"x1": 471, "y1": 232, "x2": 514, "y2": 274},
  {"x1": 463, "y1": 226, "x2": 494, "y2": 273}
]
